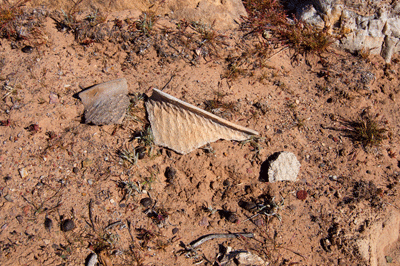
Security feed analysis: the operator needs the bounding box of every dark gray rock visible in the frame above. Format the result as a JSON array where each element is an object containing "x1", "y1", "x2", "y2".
[
  {"x1": 60, "y1": 219, "x2": 75, "y2": 232},
  {"x1": 78, "y1": 78, "x2": 129, "y2": 125}
]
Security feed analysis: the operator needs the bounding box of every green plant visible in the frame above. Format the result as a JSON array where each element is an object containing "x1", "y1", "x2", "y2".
[
  {"x1": 346, "y1": 115, "x2": 387, "y2": 147},
  {"x1": 223, "y1": 60, "x2": 248, "y2": 80},
  {"x1": 126, "y1": 93, "x2": 146, "y2": 123},
  {"x1": 134, "y1": 127, "x2": 158, "y2": 158},
  {"x1": 118, "y1": 144, "x2": 139, "y2": 166},
  {"x1": 118, "y1": 177, "x2": 143, "y2": 202},
  {"x1": 127, "y1": 11, "x2": 157, "y2": 37},
  {"x1": 280, "y1": 23, "x2": 333, "y2": 56},
  {"x1": 2, "y1": 83, "x2": 18, "y2": 100},
  {"x1": 191, "y1": 22, "x2": 226, "y2": 57},
  {"x1": 204, "y1": 90, "x2": 236, "y2": 112},
  {"x1": 241, "y1": 136, "x2": 265, "y2": 164}
]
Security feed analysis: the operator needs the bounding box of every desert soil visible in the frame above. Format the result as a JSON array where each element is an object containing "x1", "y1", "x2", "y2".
[{"x1": 0, "y1": 2, "x2": 400, "y2": 266}]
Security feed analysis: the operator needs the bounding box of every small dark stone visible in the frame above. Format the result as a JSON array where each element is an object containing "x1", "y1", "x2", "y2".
[
  {"x1": 209, "y1": 181, "x2": 215, "y2": 190},
  {"x1": 16, "y1": 215, "x2": 23, "y2": 224},
  {"x1": 326, "y1": 97, "x2": 333, "y2": 103},
  {"x1": 225, "y1": 212, "x2": 238, "y2": 223},
  {"x1": 119, "y1": 203, "x2": 126, "y2": 208},
  {"x1": 165, "y1": 167, "x2": 177, "y2": 183},
  {"x1": 44, "y1": 217, "x2": 53, "y2": 231},
  {"x1": 239, "y1": 201, "x2": 257, "y2": 212},
  {"x1": 140, "y1": 197, "x2": 153, "y2": 208},
  {"x1": 4, "y1": 176, "x2": 11, "y2": 182},
  {"x1": 72, "y1": 167, "x2": 79, "y2": 174},
  {"x1": 244, "y1": 185, "x2": 252, "y2": 194},
  {"x1": 60, "y1": 219, "x2": 75, "y2": 232},
  {"x1": 220, "y1": 210, "x2": 238, "y2": 223},
  {"x1": 223, "y1": 179, "x2": 230, "y2": 187},
  {"x1": 338, "y1": 148, "x2": 346, "y2": 156},
  {"x1": 22, "y1": 45, "x2": 34, "y2": 53},
  {"x1": 172, "y1": 228, "x2": 179, "y2": 235}
]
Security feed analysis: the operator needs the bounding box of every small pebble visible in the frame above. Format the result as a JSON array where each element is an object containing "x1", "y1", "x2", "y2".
[
  {"x1": 329, "y1": 175, "x2": 338, "y2": 181},
  {"x1": 73, "y1": 167, "x2": 79, "y2": 174},
  {"x1": 223, "y1": 179, "x2": 230, "y2": 187},
  {"x1": 4, "y1": 194, "x2": 13, "y2": 202},
  {"x1": 49, "y1": 92, "x2": 59, "y2": 104},
  {"x1": 140, "y1": 197, "x2": 153, "y2": 208},
  {"x1": 172, "y1": 227, "x2": 179, "y2": 234},
  {"x1": 60, "y1": 219, "x2": 75, "y2": 232},
  {"x1": 254, "y1": 218, "x2": 264, "y2": 226},
  {"x1": 19, "y1": 168, "x2": 28, "y2": 178},
  {"x1": 82, "y1": 158, "x2": 93, "y2": 168},
  {"x1": 87, "y1": 179, "x2": 93, "y2": 185},
  {"x1": 21, "y1": 45, "x2": 34, "y2": 53},
  {"x1": 86, "y1": 252, "x2": 98, "y2": 266},
  {"x1": 199, "y1": 217, "x2": 208, "y2": 226},
  {"x1": 239, "y1": 201, "x2": 257, "y2": 212},
  {"x1": 296, "y1": 190, "x2": 308, "y2": 200},
  {"x1": 165, "y1": 167, "x2": 177, "y2": 183},
  {"x1": 222, "y1": 211, "x2": 238, "y2": 223},
  {"x1": 44, "y1": 217, "x2": 53, "y2": 232},
  {"x1": 16, "y1": 215, "x2": 23, "y2": 224}
]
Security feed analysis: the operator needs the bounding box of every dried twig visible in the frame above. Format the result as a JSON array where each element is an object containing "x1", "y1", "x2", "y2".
[
  {"x1": 88, "y1": 199, "x2": 96, "y2": 231},
  {"x1": 188, "y1": 232, "x2": 254, "y2": 249},
  {"x1": 104, "y1": 220, "x2": 122, "y2": 231}
]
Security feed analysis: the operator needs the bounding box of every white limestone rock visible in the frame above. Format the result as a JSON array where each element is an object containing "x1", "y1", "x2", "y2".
[{"x1": 267, "y1": 151, "x2": 301, "y2": 183}]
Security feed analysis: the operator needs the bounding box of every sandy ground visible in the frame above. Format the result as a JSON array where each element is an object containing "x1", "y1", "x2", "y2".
[{"x1": 0, "y1": 3, "x2": 400, "y2": 266}]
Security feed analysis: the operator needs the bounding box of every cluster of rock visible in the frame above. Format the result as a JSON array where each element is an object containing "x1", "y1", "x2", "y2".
[{"x1": 284, "y1": 0, "x2": 400, "y2": 62}]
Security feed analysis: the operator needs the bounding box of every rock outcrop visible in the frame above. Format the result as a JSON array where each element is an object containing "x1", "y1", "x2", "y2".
[{"x1": 284, "y1": 0, "x2": 400, "y2": 62}]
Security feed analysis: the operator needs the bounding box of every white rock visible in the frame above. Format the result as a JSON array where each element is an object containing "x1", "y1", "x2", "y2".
[
  {"x1": 268, "y1": 151, "x2": 301, "y2": 183},
  {"x1": 387, "y1": 18, "x2": 400, "y2": 38},
  {"x1": 368, "y1": 19, "x2": 386, "y2": 38},
  {"x1": 355, "y1": 208, "x2": 400, "y2": 266},
  {"x1": 19, "y1": 168, "x2": 28, "y2": 178},
  {"x1": 86, "y1": 253, "x2": 98, "y2": 266},
  {"x1": 283, "y1": 0, "x2": 400, "y2": 62},
  {"x1": 236, "y1": 252, "x2": 268, "y2": 265},
  {"x1": 381, "y1": 35, "x2": 400, "y2": 63}
]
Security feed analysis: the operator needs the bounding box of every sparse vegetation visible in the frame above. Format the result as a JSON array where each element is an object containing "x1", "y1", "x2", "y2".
[
  {"x1": 0, "y1": 1, "x2": 399, "y2": 266},
  {"x1": 117, "y1": 177, "x2": 143, "y2": 202},
  {"x1": 118, "y1": 144, "x2": 139, "y2": 166},
  {"x1": 0, "y1": 0, "x2": 30, "y2": 39},
  {"x1": 132, "y1": 11, "x2": 157, "y2": 37},
  {"x1": 242, "y1": 0, "x2": 334, "y2": 59},
  {"x1": 204, "y1": 90, "x2": 236, "y2": 113},
  {"x1": 345, "y1": 115, "x2": 387, "y2": 147}
]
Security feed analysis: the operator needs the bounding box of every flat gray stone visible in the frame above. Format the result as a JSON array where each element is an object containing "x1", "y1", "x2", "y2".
[{"x1": 78, "y1": 78, "x2": 129, "y2": 125}]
